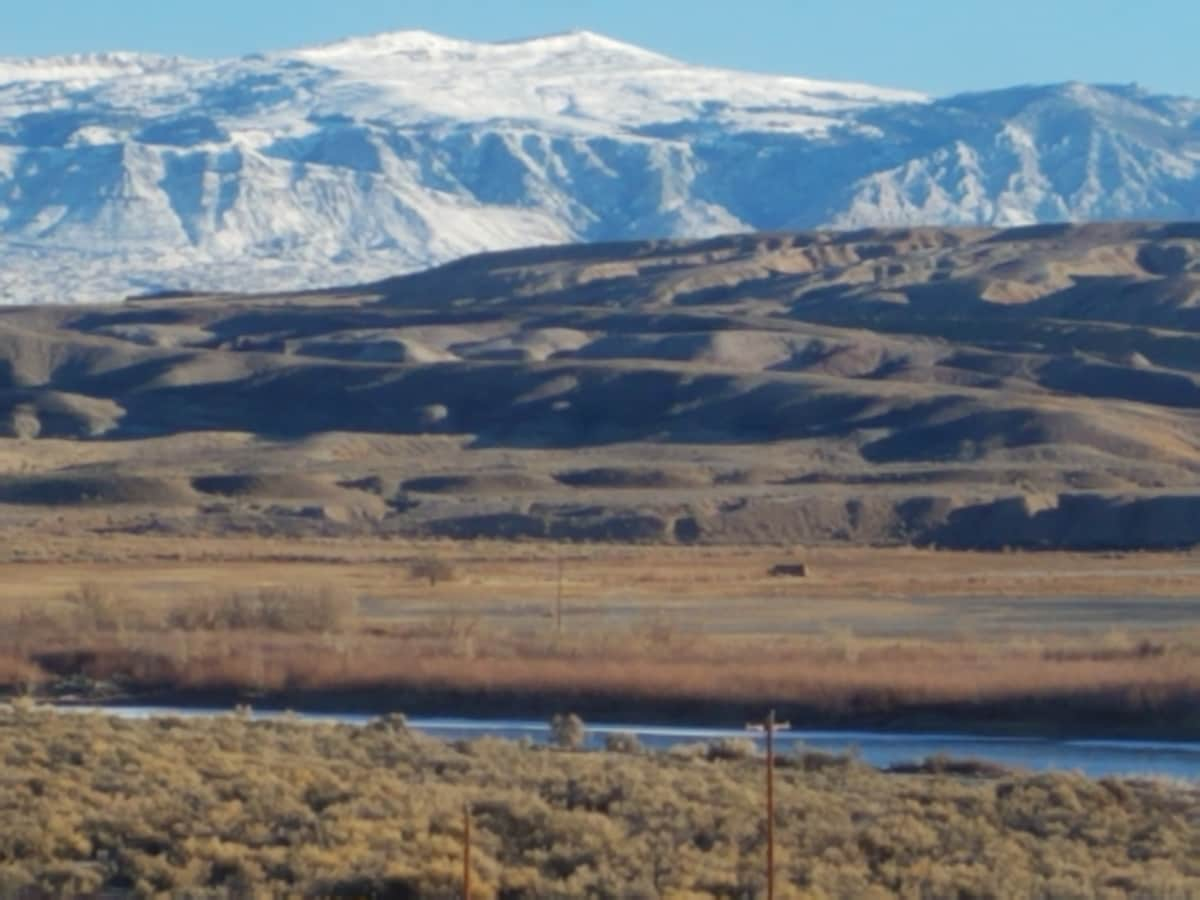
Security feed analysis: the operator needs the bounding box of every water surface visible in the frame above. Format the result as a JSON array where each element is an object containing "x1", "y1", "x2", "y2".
[{"x1": 75, "y1": 706, "x2": 1200, "y2": 780}]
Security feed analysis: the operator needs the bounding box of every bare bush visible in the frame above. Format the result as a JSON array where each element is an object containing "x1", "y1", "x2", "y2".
[
  {"x1": 786, "y1": 748, "x2": 857, "y2": 772},
  {"x1": 408, "y1": 555, "x2": 457, "y2": 587},
  {"x1": 166, "y1": 587, "x2": 354, "y2": 633},
  {"x1": 0, "y1": 654, "x2": 43, "y2": 692},
  {"x1": 549, "y1": 713, "x2": 586, "y2": 750},
  {"x1": 889, "y1": 753, "x2": 1015, "y2": 779},
  {"x1": 367, "y1": 713, "x2": 409, "y2": 734},
  {"x1": 604, "y1": 731, "x2": 642, "y2": 754},
  {"x1": 704, "y1": 737, "x2": 759, "y2": 762},
  {"x1": 65, "y1": 583, "x2": 123, "y2": 632}
]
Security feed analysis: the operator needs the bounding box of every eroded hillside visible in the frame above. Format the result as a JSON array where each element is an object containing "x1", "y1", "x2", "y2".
[{"x1": 2, "y1": 222, "x2": 1200, "y2": 549}]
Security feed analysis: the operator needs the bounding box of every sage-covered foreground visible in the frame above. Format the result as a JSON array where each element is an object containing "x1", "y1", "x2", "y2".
[{"x1": 1, "y1": 707, "x2": 1198, "y2": 898}]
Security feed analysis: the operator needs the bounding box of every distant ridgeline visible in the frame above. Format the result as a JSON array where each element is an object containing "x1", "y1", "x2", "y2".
[{"x1": 0, "y1": 32, "x2": 1198, "y2": 303}]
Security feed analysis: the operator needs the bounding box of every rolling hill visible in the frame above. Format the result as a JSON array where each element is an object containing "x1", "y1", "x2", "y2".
[{"x1": 1, "y1": 222, "x2": 1199, "y2": 549}]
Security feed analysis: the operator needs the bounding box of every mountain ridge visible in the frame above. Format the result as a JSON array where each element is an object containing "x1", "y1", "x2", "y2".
[
  {"x1": 0, "y1": 31, "x2": 1197, "y2": 304},
  {"x1": 288, "y1": 28, "x2": 679, "y2": 63}
]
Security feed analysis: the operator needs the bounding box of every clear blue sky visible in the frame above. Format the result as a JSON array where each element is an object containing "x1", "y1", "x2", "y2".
[{"x1": 4, "y1": 0, "x2": 1198, "y2": 98}]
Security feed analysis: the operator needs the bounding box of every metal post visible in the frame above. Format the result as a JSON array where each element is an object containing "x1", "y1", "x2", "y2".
[
  {"x1": 747, "y1": 709, "x2": 789, "y2": 900},
  {"x1": 463, "y1": 802, "x2": 471, "y2": 900}
]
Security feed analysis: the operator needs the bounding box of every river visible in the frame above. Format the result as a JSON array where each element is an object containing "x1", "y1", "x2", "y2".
[{"x1": 69, "y1": 705, "x2": 1200, "y2": 780}]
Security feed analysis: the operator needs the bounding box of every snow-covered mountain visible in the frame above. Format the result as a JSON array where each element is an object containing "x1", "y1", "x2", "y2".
[{"x1": 0, "y1": 30, "x2": 1197, "y2": 304}]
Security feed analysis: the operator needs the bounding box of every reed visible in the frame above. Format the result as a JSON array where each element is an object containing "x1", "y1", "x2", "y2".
[{"x1": 8, "y1": 592, "x2": 1200, "y2": 732}]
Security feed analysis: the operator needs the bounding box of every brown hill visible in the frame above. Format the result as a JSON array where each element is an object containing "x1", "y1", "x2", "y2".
[{"x1": 2, "y1": 222, "x2": 1200, "y2": 549}]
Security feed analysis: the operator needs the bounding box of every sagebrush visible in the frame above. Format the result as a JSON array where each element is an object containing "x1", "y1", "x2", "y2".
[{"x1": 0, "y1": 709, "x2": 1196, "y2": 898}]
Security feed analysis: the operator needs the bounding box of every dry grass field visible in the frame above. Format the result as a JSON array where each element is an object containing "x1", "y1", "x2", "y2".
[
  {"x1": 1, "y1": 707, "x2": 1197, "y2": 898},
  {"x1": 2, "y1": 532, "x2": 1199, "y2": 735}
]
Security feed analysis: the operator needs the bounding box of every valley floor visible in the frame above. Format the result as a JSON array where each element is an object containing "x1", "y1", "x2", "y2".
[{"x1": 2, "y1": 534, "x2": 1200, "y2": 738}]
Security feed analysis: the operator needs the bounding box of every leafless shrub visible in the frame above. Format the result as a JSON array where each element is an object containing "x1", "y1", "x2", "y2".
[
  {"x1": 367, "y1": 713, "x2": 410, "y2": 734},
  {"x1": 408, "y1": 555, "x2": 457, "y2": 587},
  {"x1": 0, "y1": 654, "x2": 43, "y2": 692},
  {"x1": 704, "y1": 737, "x2": 758, "y2": 762},
  {"x1": 785, "y1": 748, "x2": 857, "y2": 773},
  {"x1": 166, "y1": 587, "x2": 354, "y2": 633},
  {"x1": 604, "y1": 731, "x2": 641, "y2": 754},
  {"x1": 549, "y1": 713, "x2": 586, "y2": 750},
  {"x1": 823, "y1": 623, "x2": 861, "y2": 664},
  {"x1": 65, "y1": 583, "x2": 124, "y2": 632},
  {"x1": 888, "y1": 753, "x2": 1015, "y2": 779},
  {"x1": 1044, "y1": 630, "x2": 1167, "y2": 662}
]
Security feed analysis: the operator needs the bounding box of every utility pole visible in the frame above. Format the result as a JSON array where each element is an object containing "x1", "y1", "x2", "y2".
[
  {"x1": 462, "y1": 802, "x2": 471, "y2": 900},
  {"x1": 554, "y1": 552, "x2": 564, "y2": 635},
  {"x1": 747, "y1": 709, "x2": 790, "y2": 900}
]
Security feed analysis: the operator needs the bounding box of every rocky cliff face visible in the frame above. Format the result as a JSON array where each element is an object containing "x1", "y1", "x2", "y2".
[{"x1": 1, "y1": 31, "x2": 1198, "y2": 304}]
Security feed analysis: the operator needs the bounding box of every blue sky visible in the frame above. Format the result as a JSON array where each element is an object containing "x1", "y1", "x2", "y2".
[{"x1": 4, "y1": 0, "x2": 1197, "y2": 97}]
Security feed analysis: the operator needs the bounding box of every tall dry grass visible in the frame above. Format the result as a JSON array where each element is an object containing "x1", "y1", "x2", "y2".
[
  {"x1": 12, "y1": 627, "x2": 1200, "y2": 730},
  {"x1": 5, "y1": 583, "x2": 1200, "y2": 730},
  {"x1": 0, "y1": 653, "x2": 41, "y2": 691},
  {"x1": 164, "y1": 586, "x2": 355, "y2": 633}
]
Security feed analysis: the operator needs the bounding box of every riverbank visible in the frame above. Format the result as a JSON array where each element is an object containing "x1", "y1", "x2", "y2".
[
  {"x1": 48, "y1": 679, "x2": 1200, "y2": 744},
  {"x1": 2, "y1": 705, "x2": 1196, "y2": 897},
  {"x1": 5, "y1": 537, "x2": 1200, "y2": 742},
  {"x1": 60, "y1": 703, "x2": 1200, "y2": 779},
  {"x1": 13, "y1": 614, "x2": 1200, "y2": 742}
]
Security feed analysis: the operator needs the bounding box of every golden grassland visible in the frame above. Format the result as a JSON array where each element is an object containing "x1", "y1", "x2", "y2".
[
  {"x1": 5, "y1": 532, "x2": 1200, "y2": 608},
  {"x1": 2, "y1": 535, "x2": 1200, "y2": 733},
  {"x1": 1, "y1": 706, "x2": 1198, "y2": 898}
]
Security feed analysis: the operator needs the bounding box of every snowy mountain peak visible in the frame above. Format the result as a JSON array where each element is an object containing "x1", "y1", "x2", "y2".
[
  {"x1": 488, "y1": 29, "x2": 676, "y2": 62},
  {"x1": 286, "y1": 28, "x2": 674, "y2": 76},
  {"x1": 0, "y1": 31, "x2": 1197, "y2": 304},
  {"x1": 0, "y1": 50, "x2": 191, "y2": 84},
  {"x1": 289, "y1": 29, "x2": 483, "y2": 61}
]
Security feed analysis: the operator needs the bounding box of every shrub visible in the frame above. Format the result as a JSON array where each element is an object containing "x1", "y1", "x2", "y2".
[
  {"x1": 65, "y1": 583, "x2": 124, "y2": 631},
  {"x1": 787, "y1": 748, "x2": 856, "y2": 772},
  {"x1": 549, "y1": 713, "x2": 586, "y2": 750},
  {"x1": 603, "y1": 731, "x2": 641, "y2": 754},
  {"x1": 2, "y1": 712, "x2": 1197, "y2": 896},
  {"x1": 704, "y1": 737, "x2": 759, "y2": 762},
  {"x1": 368, "y1": 713, "x2": 410, "y2": 734},
  {"x1": 824, "y1": 624, "x2": 861, "y2": 664},
  {"x1": 889, "y1": 754, "x2": 1015, "y2": 779},
  {"x1": 409, "y1": 555, "x2": 457, "y2": 587},
  {"x1": 166, "y1": 587, "x2": 354, "y2": 633},
  {"x1": 0, "y1": 654, "x2": 43, "y2": 692}
]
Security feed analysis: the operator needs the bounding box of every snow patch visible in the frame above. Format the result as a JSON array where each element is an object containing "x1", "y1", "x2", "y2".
[{"x1": 0, "y1": 32, "x2": 1197, "y2": 304}]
